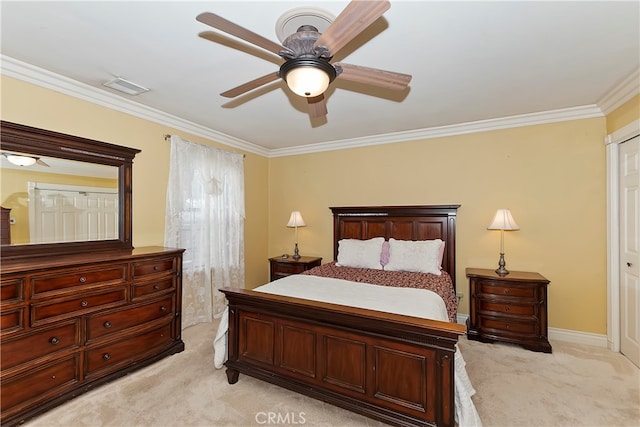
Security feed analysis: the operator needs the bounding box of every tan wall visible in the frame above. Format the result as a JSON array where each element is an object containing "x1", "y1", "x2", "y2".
[
  {"x1": 606, "y1": 94, "x2": 640, "y2": 133},
  {"x1": 0, "y1": 75, "x2": 270, "y2": 288},
  {"x1": 269, "y1": 118, "x2": 608, "y2": 334},
  {"x1": 4, "y1": 74, "x2": 632, "y2": 336}
]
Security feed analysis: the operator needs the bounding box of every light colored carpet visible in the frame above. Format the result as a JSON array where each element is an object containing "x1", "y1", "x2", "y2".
[{"x1": 24, "y1": 320, "x2": 640, "y2": 427}]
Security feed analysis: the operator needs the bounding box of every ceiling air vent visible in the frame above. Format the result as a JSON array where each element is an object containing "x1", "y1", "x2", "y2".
[{"x1": 103, "y1": 77, "x2": 149, "y2": 95}]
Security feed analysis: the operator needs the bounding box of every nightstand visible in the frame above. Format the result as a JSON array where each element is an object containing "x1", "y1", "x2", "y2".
[
  {"x1": 269, "y1": 256, "x2": 322, "y2": 281},
  {"x1": 466, "y1": 267, "x2": 552, "y2": 353}
]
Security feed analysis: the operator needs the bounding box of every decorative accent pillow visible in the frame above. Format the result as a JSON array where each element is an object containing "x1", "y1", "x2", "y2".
[
  {"x1": 381, "y1": 240, "x2": 445, "y2": 269},
  {"x1": 336, "y1": 237, "x2": 385, "y2": 270},
  {"x1": 384, "y1": 238, "x2": 443, "y2": 275}
]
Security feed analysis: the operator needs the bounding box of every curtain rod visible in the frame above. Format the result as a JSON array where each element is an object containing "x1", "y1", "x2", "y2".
[{"x1": 163, "y1": 134, "x2": 245, "y2": 158}]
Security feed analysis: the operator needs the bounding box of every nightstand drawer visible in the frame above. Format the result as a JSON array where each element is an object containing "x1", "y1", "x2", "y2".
[
  {"x1": 479, "y1": 316, "x2": 538, "y2": 335},
  {"x1": 274, "y1": 263, "x2": 305, "y2": 275},
  {"x1": 478, "y1": 299, "x2": 537, "y2": 316},
  {"x1": 478, "y1": 282, "x2": 536, "y2": 298}
]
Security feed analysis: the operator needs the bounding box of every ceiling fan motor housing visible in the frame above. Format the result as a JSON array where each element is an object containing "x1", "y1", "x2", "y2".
[{"x1": 279, "y1": 26, "x2": 337, "y2": 97}]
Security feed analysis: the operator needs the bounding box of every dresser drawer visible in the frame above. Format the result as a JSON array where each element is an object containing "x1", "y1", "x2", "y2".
[
  {"x1": 86, "y1": 296, "x2": 174, "y2": 341},
  {"x1": 132, "y1": 276, "x2": 175, "y2": 300},
  {"x1": 31, "y1": 264, "x2": 127, "y2": 296},
  {"x1": 132, "y1": 257, "x2": 177, "y2": 279},
  {"x1": 478, "y1": 299, "x2": 537, "y2": 316},
  {"x1": 31, "y1": 288, "x2": 127, "y2": 325},
  {"x1": 1, "y1": 278, "x2": 24, "y2": 303},
  {"x1": 1, "y1": 355, "x2": 80, "y2": 415},
  {"x1": 478, "y1": 316, "x2": 538, "y2": 335},
  {"x1": 1, "y1": 307, "x2": 25, "y2": 333},
  {"x1": 1, "y1": 321, "x2": 80, "y2": 370},
  {"x1": 85, "y1": 322, "x2": 174, "y2": 377},
  {"x1": 478, "y1": 281, "x2": 536, "y2": 298}
]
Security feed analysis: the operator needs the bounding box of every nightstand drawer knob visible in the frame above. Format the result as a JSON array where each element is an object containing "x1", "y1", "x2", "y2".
[
  {"x1": 504, "y1": 306, "x2": 510, "y2": 312},
  {"x1": 504, "y1": 289, "x2": 510, "y2": 294}
]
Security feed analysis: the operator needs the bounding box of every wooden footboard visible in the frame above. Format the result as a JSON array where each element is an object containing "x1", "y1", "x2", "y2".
[{"x1": 220, "y1": 287, "x2": 466, "y2": 427}]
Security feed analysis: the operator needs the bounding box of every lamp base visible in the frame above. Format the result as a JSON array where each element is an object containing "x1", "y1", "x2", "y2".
[
  {"x1": 495, "y1": 253, "x2": 509, "y2": 275},
  {"x1": 293, "y1": 243, "x2": 301, "y2": 260}
]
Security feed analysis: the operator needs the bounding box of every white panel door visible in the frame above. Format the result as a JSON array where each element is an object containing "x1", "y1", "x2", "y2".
[
  {"x1": 620, "y1": 136, "x2": 640, "y2": 368},
  {"x1": 30, "y1": 183, "x2": 118, "y2": 244}
]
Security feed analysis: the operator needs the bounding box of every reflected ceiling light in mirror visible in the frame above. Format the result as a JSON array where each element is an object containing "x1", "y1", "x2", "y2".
[{"x1": 3, "y1": 153, "x2": 37, "y2": 167}]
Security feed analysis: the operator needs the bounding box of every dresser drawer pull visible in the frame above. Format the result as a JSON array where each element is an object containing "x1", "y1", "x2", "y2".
[
  {"x1": 154, "y1": 285, "x2": 161, "y2": 290},
  {"x1": 81, "y1": 300, "x2": 88, "y2": 307},
  {"x1": 503, "y1": 289, "x2": 510, "y2": 294},
  {"x1": 50, "y1": 337, "x2": 60, "y2": 345},
  {"x1": 161, "y1": 306, "x2": 168, "y2": 312},
  {"x1": 504, "y1": 306, "x2": 510, "y2": 312},
  {"x1": 79, "y1": 276, "x2": 87, "y2": 283},
  {"x1": 153, "y1": 266, "x2": 160, "y2": 271},
  {"x1": 505, "y1": 323, "x2": 511, "y2": 329},
  {"x1": 103, "y1": 353, "x2": 111, "y2": 361},
  {"x1": 104, "y1": 321, "x2": 112, "y2": 328}
]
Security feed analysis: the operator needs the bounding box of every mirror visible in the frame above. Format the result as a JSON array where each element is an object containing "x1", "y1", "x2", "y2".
[{"x1": 0, "y1": 121, "x2": 140, "y2": 259}]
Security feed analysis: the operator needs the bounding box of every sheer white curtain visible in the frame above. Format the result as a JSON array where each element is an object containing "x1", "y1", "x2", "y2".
[{"x1": 164, "y1": 135, "x2": 245, "y2": 328}]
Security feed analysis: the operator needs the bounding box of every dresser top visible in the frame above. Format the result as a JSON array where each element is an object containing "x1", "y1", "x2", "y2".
[{"x1": 1, "y1": 246, "x2": 185, "y2": 274}]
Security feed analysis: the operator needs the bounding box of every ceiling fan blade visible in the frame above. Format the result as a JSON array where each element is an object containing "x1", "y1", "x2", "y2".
[
  {"x1": 313, "y1": 0, "x2": 390, "y2": 58},
  {"x1": 307, "y1": 95, "x2": 327, "y2": 118},
  {"x1": 220, "y1": 72, "x2": 281, "y2": 98},
  {"x1": 335, "y1": 63, "x2": 411, "y2": 90},
  {"x1": 196, "y1": 12, "x2": 292, "y2": 57}
]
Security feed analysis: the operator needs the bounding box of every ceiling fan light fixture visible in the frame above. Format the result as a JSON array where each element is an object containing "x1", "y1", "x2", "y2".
[{"x1": 280, "y1": 58, "x2": 336, "y2": 98}]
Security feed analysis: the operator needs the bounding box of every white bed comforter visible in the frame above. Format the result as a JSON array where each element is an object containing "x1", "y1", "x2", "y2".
[{"x1": 213, "y1": 275, "x2": 482, "y2": 427}]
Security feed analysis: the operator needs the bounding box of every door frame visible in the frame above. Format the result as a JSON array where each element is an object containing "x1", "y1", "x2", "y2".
[{"x1": 605, "y1": 118, "x2": 640, "y2": 352}]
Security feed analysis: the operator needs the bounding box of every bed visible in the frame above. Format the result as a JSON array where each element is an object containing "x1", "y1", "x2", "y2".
[{"x1": 215, "y1": 205, "x2": 479, "y2": 427}]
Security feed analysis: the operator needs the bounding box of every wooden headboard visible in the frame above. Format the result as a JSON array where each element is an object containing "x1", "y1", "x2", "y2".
[{"x1": 330, "y1": 205, "x2": 460, "y2": 290}]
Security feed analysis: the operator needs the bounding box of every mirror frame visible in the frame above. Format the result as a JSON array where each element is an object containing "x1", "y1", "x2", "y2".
[{"x1": 0, "y1": 121, "x2": 141, "y2": 259}]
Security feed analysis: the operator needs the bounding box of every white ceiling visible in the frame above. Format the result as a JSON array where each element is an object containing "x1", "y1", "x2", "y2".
[{"x1": 1, "y1": 1, "x2": 639, "y2": 155}]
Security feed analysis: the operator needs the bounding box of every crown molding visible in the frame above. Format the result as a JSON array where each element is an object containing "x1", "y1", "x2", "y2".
[
  {"x1": 269, "y1": 105, "x2": 604, "y2": 157},
  {"x1": 3, "y1": 55, "x2": 629, "y2": 159},
  {"x1": 0, "y1": 55, "x2": 270, "y2": 157},
  {"x1": 597, "y1": 68, "x2": 640, "y2": 115}
]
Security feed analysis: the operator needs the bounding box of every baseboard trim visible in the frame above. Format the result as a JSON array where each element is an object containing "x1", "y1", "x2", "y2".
[
  {"x1": 548, "y1": 327, "x2": 608, "y2": 348},
  {"x1": 455, "y1": 314, "x2": 608, "y2": 348}
]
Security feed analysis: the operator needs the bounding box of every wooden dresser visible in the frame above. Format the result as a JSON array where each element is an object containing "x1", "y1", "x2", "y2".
[
  {"x1": 466, "y1": 267, "x2": 552, "y2": 353},
  {"x1": 0, "y1": 246, "x2": 185, "y2": 426}
]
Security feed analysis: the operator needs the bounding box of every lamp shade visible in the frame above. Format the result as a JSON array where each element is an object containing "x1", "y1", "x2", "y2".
[
  {"x1": 286, "y1": 211, "x2": 306, "y2": 228},
  {"x1": 487, "y1": 209, "x2": 520, "y2": 230}
]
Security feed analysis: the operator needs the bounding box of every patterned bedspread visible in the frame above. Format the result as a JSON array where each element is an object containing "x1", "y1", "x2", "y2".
[{"x1": 302, "y1": 261, "x2": 457, "y2": 322}]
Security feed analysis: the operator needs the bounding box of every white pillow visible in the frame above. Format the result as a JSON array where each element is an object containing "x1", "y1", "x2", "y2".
[
  {"x1": 336, "y1": 237, "x2": 385, "y2": 270},
  {"x1": 384, "y1": 238, "x2": 443, "y2": 275}
]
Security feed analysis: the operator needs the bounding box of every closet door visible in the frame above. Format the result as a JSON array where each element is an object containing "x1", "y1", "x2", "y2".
[{"x1": 620, "y1": 135, "x2": 639, "y2": 368}]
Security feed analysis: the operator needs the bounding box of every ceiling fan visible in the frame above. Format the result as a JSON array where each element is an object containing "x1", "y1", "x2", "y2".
[{"x1": 196, "y1": 0, "x2": 412, "y2": 118}]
